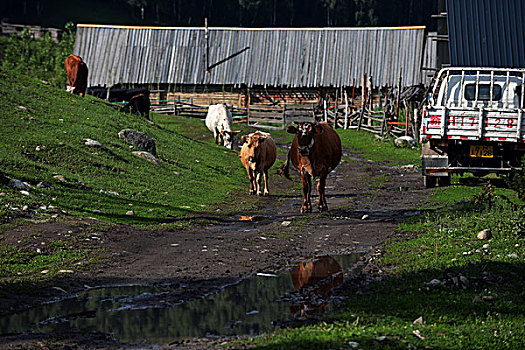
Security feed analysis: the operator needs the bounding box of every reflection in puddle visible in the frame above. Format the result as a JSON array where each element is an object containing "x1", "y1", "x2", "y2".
[
  {"x1": 289, "y1": 256, "x2": 343, "y2": 318},
  {"x1": 0, "y1": 254, "x2": 364, "y2": 344}
]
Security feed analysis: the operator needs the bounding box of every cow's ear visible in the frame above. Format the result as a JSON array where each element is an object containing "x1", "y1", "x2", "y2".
[
  {"x1": 314, "y1": 124, "x2": 324, "y2": 134},
  {"x1": 241, "y1": 135, "x2": 249, "y2": 144},
  {"x1": 286, "y1": 125, "x2": 298, "y2": 134}
]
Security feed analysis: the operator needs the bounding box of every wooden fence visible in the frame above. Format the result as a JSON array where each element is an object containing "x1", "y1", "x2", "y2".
[{"x1": 148, "y1": 73, "x2": 422, "y2": 139}]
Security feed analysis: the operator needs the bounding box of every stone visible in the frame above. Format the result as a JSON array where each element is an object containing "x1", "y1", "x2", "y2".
[
  {"x1": 132, "y1": 151, "x2": 162, "y2": 167},
  {"x1": 9, "y1": 179, "x2": 30, "y2": 191},
  {"x1": 361, "y1": 214, "x2": 369, "y2": 220},
  {"x1": 459, "y1": 275, "x2": 469, "y2": 288},
  {"x1": 126, "y1": 210, "x2": 135, "y2": 216},
  {"x1": 426, "y1": 279, "x2": 443, "y2": 286},
  {"x1": 477, "y1": 229, "x2": 492, "y2": 240},
  {"x1": 118, "y1": 129, "x2": 156, "y2": 155},
  {"x1": 20, "y1": 190, "x2": 35, "y2": 198},
  {"x1": 482, "y1": 243, "x2": 490, "y2": 249},
  {"x1": 84, "y1": 138, "x2": 104, "y2": 148},
  {"x1": 394, "y1": 136, "x2": 416, "y2": 148},
  {"x1": 281, "y1": 221, "x2": 291, "y2": 227},
  {"x1": 53, "y1": 174, "x2": 68, "y2": 181}
]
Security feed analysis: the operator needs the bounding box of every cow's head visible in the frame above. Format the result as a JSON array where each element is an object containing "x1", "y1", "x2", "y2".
[
  {"x1": 286, "y1": 122, "x2": 323, "y2": 156},
  {"x1": 222, "y1": 130, "x2": 240, "y2": 149},
  {"x1": 240, "y1": 132, "x2": 267, "y2": 167}
]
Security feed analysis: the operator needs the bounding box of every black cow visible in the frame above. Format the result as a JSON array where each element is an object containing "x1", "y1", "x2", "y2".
[{"x1": 120, "y1": 93, "x2": 150, "y2": 119}]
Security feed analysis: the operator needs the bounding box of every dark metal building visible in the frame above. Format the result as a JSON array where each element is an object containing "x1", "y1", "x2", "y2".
[{"x1": 447, "y1": 0, "x2": 525, "y2": 67}]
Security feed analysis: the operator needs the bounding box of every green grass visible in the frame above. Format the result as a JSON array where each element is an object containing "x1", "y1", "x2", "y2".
[
  {"x1": 247, "y1": 183, "x2": 525, "y2": 348},
  {"x1": 338, "y1": 129, "x2": 420, "y2": 165},
  {"x1": 0, "y1": 69, "x2": 249, "y2": 226}
]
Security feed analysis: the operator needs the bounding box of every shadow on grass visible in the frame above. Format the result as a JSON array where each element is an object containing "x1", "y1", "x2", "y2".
[{"x1": 250, "y1": 260, "x2": 525, "y2": 349}]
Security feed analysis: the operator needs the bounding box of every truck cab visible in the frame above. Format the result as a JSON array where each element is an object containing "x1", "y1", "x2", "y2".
[{"x1": 420, "y1": 67, "x2": 525, "y2": 188}]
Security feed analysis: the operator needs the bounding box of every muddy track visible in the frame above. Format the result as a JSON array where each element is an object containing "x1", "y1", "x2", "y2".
[{"x1": 0, "y1": 140, "x2": 430, "y2": 349}]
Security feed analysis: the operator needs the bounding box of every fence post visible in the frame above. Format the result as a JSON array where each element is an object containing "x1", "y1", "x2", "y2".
[
  {"x1": 282, "y1": 104, "x2": 286, "y2": 129},
  {"x1": 395, "y1": 67, "x2": 402, "y2": 120},
  {"x1": 344, "y1": 90, "x2": 349, "y2": 129},
  {"x1": 367, "y1": 75, "x2": 373, "y2": 126},
  {"x1": 246, "y1": 87, "x2": 251, "y2": 125},
  {"x1": 323, "y1": 99, "x2": 328, "y2": 123},
  {"x1": 334, "y1": 88, "x2": 339, "y2": 128}
]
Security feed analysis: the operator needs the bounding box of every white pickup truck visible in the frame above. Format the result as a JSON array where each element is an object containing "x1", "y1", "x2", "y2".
[{"x1": 420, "y1": 67, "x2": 525, "y2": 187}]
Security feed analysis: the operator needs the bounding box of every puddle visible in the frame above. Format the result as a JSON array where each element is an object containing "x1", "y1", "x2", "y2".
[{"x1": 0, "y1": 253, "x2": 364, "y2": 344}]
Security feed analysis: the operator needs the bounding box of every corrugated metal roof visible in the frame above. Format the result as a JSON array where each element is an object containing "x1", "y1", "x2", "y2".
[
  {"x1": 447, "y1": 0, "x2": 525, "y2": 67},
  {"x1": 74, "y1": 24, "x2": 427, "y2": 88}
]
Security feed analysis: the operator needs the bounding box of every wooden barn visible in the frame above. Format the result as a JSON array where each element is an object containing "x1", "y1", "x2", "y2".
[{"x1": 74, "y1": 24, "x2": 432, "y2": 129}]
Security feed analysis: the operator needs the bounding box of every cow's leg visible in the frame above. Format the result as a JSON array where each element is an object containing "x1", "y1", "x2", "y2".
[
  {"x1": 248, "y1": 168, "x2": 256, "y2": 195},
  {"x1": 262, "y1": 169, "x2": 270, "y2": 196},
  {"x1": 214, "y1": 129, "x2": 220, "y2": 145},
  {"x1": 301, "y1": 171, "x2": 312, "y2": 213},
  {"x1": 255, "y1": 172, "x2": 263, "y2": 196},
  {"x1": 317, "y1": 175, "x2": 328, "y2": 212}
]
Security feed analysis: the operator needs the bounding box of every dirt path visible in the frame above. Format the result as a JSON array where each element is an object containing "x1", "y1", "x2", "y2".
[{"x1": 0, "y1": 141, "x2": 430, "y2": 349}]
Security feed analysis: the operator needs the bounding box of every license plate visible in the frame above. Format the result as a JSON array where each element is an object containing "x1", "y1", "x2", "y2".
[{"x1": 469, "y1": 145, "x2": 493, "y2": 158}]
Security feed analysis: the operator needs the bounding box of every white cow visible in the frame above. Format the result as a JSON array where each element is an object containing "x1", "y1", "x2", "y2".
[{"x1": 205, "y1": 103, "x2": 238, "y2": 149}]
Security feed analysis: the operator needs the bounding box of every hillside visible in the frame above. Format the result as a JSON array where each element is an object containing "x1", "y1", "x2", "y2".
[{"x1": 0, "y1": 69, "x2": 247, "y2": 226}]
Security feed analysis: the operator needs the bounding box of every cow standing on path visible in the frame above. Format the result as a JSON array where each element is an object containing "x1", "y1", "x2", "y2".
[
  {"x1": 239, "y1": 131, "x2": 277, "y2": 196},
  {"x1": 64, "y1": 54, "x2": 88, "y2": 97},
  {"x1": 279, "y1": 121, "x2": 342, "y2": 213},
  {"x1": 205, "y1": 104, "x2": 238, "y2": 149}
]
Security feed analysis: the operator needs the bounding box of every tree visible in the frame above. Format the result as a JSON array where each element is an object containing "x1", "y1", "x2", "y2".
[{"x1": 354, "y1": 0, "x2": 378, "y2": 26}]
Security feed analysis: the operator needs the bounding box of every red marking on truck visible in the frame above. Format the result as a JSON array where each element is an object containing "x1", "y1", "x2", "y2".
[
  {"x1": 460, "y1": 136, "x2": 468, "y2": 139},
  {"x1": 430, "y1": 115, "x2": 440, "y2": 126},
  {"x1": 498, "y1": 137, "x2": 507, "y2": 141}
]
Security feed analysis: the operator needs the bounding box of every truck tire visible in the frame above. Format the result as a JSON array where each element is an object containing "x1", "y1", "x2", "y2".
[
  {"x1": 438, "y1": 175, "x2": 451, "y2": 187},
  {"x1": 424, "y1": 175, "x2": 437, "y2": 188}
]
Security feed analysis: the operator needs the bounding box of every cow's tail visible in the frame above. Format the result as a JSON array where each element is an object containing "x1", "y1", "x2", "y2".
[{"x1": 278, "y1": 148, "x2": 292, "y2": 180}]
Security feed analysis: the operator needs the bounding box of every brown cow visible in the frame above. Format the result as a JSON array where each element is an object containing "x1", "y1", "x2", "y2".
[
  {"x1": 279, "y1": 121, "x2": 342, "y2": 213},
  {"x1": 239, "y1": 131, "x2": 277, "y2": 196},
  {"x1": 64, "y1": 54, "x2": 88, "y2": 97}
]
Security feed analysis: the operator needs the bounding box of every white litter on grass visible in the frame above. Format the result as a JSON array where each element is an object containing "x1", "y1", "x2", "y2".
[{"x1": 413, "y1": 329, "x2": 425, "y2": 340}]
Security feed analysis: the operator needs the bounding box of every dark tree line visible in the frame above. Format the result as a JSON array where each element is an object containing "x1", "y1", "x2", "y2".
[{"x1": 1, "y1": 0, "x2": 437, "y2": 29}]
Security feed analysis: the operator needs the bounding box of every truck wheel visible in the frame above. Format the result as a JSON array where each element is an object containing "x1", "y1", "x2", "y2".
[
  {"x1": 438, "y1": 175, "x2": 451, "y2": 187},
  {"x1": 424, "y1": 175, "x2": 437, "y2": 188}
]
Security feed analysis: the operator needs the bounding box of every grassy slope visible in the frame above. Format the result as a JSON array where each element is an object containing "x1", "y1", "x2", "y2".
[{"x1": 0, "y1": 69, "x2": 248, "y2": 226}]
